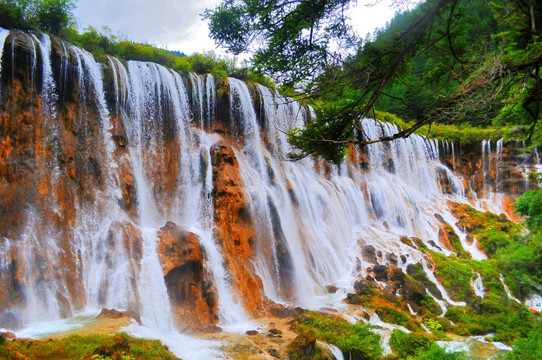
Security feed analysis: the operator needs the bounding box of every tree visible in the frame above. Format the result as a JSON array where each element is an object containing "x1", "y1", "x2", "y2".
[
  {"x1": 0, "y1": 0, "x2": 76, "y2": 35},
  {"x1": 206, "y1": 0, "x2": 542, "y2": 162}
]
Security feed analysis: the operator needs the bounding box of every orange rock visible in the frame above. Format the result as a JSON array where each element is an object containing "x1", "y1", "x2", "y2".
[
  {"x1": 211, "y1": 141, "x2": 265, "y2": 317},
  {"x1": 157, "y1": 221, "x2": 219, "y2": 331}
]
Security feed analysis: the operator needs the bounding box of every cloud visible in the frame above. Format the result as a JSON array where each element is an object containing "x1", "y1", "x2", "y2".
[
  {"x1": 73, "y1": 0, "x2": 416, "y2": 55},
  {"x1": 74, "y1": 0, "x2": 220, "y2": 54}
]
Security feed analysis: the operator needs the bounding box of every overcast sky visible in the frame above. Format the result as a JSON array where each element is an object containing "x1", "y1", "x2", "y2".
[{"x1": 73, "y1": 0, "x2": 411, "y2": 56}]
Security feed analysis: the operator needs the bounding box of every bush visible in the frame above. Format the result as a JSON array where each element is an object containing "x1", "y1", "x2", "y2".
[
  {"x1": 515, "y1": 188, "x2": 542, "y2": 231},
  {"x1": 292, "y1": 312, "x2": 382, "y2": 360},
  {"x1": 501, "y1": 326, "x2": 542, "y2": 360},
  {"x1": 389, "y1": 329, "x2": 434, "y2": 358}
]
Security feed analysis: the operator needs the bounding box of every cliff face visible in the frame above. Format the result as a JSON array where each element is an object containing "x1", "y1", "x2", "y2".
[
  {"x1": 0, "y1": 30, "x2": 539, "y2": 334},
  {"x1": 0, "y1": 31, "x2": 264, "y2": 330}
]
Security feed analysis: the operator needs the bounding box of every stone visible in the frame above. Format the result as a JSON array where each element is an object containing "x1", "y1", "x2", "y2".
[
  {"x1": 268, "y1": 328, "x2": 282, "y2": 337},
  {"x1": 326, "y1": 285, "x2": 339, "y2": 294},
  {"x1": 246, "y1": 330, "x2": 259, "y2": 336},
  {"x1": 387, "y1": 253, "x2": 398, "y2": 266},
  {"x1": 346, "y1": 293, "x2": 363, "y2": 305},
  {"x1": 354, "y1": 280, "x2": 373, "y2": 295},
  {"x1": 157, "y1": 221, "x2": 218, "y2": 330},
  {"x1": 434, "y1": 213, "x2": 446, "y2": 223},
  {"x1": 362, "y1": 245, "x2": 378, "y2": 264},
  {"x1": 0, "y1": 331, "x2": 16, "y2": 340},
  {"x1": 373, "y1": 264, "x2": 389, "y2": 282},
  {"x1": 402, "y1": 276, "x2": 426, "y2": 304},
  {"x1": 97, "y1": 308, "x2": 142, "y2": 325}
]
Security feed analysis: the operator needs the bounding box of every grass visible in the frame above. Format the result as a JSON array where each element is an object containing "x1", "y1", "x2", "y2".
[
  {"x1": 0, "y1": 332, "x2": 177, "y2": 360},
  {"x1": 291, "y1": 311, "x2": 382, "y2": 360}
]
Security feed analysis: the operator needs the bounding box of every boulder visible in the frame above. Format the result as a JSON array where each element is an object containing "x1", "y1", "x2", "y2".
[
  {"x1": 157, "y1": 221, "x2": 218, "y2": 330},
  {"x1": 373, "y1": 265, "x2": 389, "y2": 282},
  {"x1": 97, "y1": 308, "x2": 141, "y2": 325},
  {"x1": 362, "y1": 245, "x2": 378, "y2": 264}
]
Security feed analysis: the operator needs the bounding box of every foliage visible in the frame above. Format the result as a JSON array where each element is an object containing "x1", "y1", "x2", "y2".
[
  {"x1": 0, "y1": 0, "x2": 75, "y2": 34},
  {"x1": 291, "y1": 311, "x2": 382, "y2": 360},
  {"x1": 432, "y1": 253, "x2": 475, "y2": 301},
  {"x1": 1, "y1": 1, "x2": 275, "y2": 85},
  {"x1": 0, "y1": 332, "x2": 176, "y2": 360},
  {"x1": 204, "y1": 0, "x2": 357, "y2": 87},
  {"x1": 208, "y1": 0, "x2": 542, "y2": 162},
  {"x1": 450, "y1": 202, "x2": 522, "y2": 257},
  {"x1": 500, "y1": 325, "x2": 542, "y2": 360},
  {"x1": 376, "y1": 306, "x2": 420, "y2": 331},
  {"x1": 515, "y1": 188, "x2": 542, "y2": 231},
  {"x1": 413, "y1": 343, "x2": 468, "y2": 360},
  {"x1": 389, "y1": 329, "x2": 435, "y2": 359}
]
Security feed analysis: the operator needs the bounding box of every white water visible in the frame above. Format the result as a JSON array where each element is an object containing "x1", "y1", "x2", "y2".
[
  {"x1": 525, "y1": 294, "x2": 542, "y2": 312},
  {"x1": 471, "y1": 273, "x2": 485, "y2": 298},
  {"x1": 500, "y1": 275, "x2": 521, "y2": 304},
  {"x1": 0, "y1": 28, "x2": 9, "y2": 86}
]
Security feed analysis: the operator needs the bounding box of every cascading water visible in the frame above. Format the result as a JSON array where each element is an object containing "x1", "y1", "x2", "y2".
[{"x1": 0, "y1": 30, "x2": 533, "y2": 359}]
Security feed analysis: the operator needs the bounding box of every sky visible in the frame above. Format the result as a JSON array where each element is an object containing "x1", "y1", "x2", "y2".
[{"x1": 73, "y1": 0, "x2": 411, "y2": 56}]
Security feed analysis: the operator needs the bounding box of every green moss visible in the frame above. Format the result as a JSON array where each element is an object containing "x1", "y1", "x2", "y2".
[
  {"x1": 291, "y1": 312, "x2": 382, "y2": 360},
  {"x1": 450, "y1": 202, "x2": 521, "y2": 257},
  {"x1": 400, "y1": 236, "x2": 415, "y2": 248},
  {"x1": 376, "y1": 306, "x2": 420, "y2": 331},
  {"x1": 431, "y1": 253, "x2": 475, "y2": 302},
  {"x1": 2, "y1": 333, "x2": 176, "y2": 360}
]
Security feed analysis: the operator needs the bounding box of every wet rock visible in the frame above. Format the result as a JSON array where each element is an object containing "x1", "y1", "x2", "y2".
[
  {"x1": 383, "y1": 285, "x2": 398, "y2": 302},
  {"x1": 434, "y1": 213, "x2": 446, "y2": 224},
  {"x1": 268, "y1": 303, "x2": 304, "y2": 318},
  {"x1": 354, "y1": 280, "x2": 374, "y2": 296},
  {"x1": 428, "y1": 240, "x2": 443, "y2": 251},
  {"x1": 400, "y1": 255, "x2": 407, "y2": 263},
  {"x1": 97, "y1": 308, "x2": 142, "y2": 325},
  {"x1": 346, "y1": 293, "x2": 363, "y2": 305},
  {"x1": 157, "y1": 221, "x2": 219, "y2": 330},
  {"x1": 402, "y1": 276, "x2": 426, "y2": 304},
  {"x1": 389, "y1": 268, "x2": 406, "y2": 282},
  {"x1": 387, "y1": 253, "x2": 398, "y2": 266},
  {"x1": 362, "y1": 245, "x2": 378, "y2": 264},
  {"x1": 0, "y1": 312, "x2": 23, "y2": 331},
  {"x1": 326, "y1": 285, "x2": 339, "y2": 294},
  {"x1": 268, "y1": 328, "x2": 282, "y2": 337},
  {"x1": 286, "y1": 334, "x2": 324, "y2": 360},
  {"x1": 0, "y1": 331, "x2": 16, "y2": 340},
  {"x1": 246, "y1": 330, "x2": 259, "y2": 336},
  {"x1": 373, "y1": 264, "x2": 389, "y2": 282},
  {"x1": 211, "y1": 142, "x2": 266, "y2": 314}
]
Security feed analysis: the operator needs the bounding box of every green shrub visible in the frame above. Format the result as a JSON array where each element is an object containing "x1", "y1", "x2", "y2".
[
  {"x1": 291, "y1": 312, "x2": 382, "y2": 360},
  {"x1": 376, "y1": 306, "x2": 420, "y2": 331},
  {"x1": 389, "y1": 329, "x2": 434, "y2": 358},
  {"x1": 414, "y1": 343, "x2": 468, "y2": 360},
  {"x1": 501, "y1": 326, "x2": 542, "y2": 360},
  {"x1": 515, "y1": 188, "x2": 542, "y2": 231}
]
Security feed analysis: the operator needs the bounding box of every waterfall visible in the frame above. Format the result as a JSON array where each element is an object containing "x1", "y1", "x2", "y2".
[
  {"x1": 0, "y1": 31, "x2": 526, "y2": 359},
  {"x1": 0, "y1": 27, "x2": 9, "y2": 93}
]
